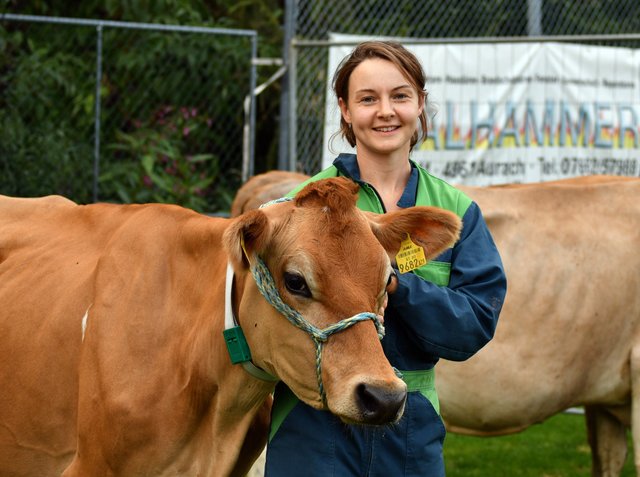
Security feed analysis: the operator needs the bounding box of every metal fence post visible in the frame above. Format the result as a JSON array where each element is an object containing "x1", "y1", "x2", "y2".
[
  {"x1": 288, "y1": 39, "x2": 298, "y2": 172},
  {"x1": 93, "y1": 23, "x2": 103, "y2": 202},
  {"x1": 527, "y1": 0, "x2": 542, "y2": 36},
  {"x1": 249, "y1": 35, "x2": 258, "y2": 179},
  {"x1": 278, "y1": 0, "x2": 296, "y2": 171}
]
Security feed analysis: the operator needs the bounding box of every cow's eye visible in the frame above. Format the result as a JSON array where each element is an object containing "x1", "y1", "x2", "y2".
[{"x1": 284, "y1": 272, "x2": 311, "y2": 298}]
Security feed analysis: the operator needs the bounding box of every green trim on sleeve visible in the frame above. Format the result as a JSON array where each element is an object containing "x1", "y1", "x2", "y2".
[
  {"x1": 413, "y1": 261, "x2": 452, "y2": 287},
  {"x1": 410, "y1": 162, "x2": 471, "y2": 286}
]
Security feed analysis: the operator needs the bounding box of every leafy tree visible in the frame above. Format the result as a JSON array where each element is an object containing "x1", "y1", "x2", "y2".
[{"x1": 0, "y1": 0, "x2": 285, "y2": 211}]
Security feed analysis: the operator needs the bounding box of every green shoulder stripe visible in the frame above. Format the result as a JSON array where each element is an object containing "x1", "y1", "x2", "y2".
[
  {"x1": 285, "y1": 166, "x2": 339, "y2": 198},
  {"x1": 414, "y1": 164, "x2": 472, "y2": 219}
]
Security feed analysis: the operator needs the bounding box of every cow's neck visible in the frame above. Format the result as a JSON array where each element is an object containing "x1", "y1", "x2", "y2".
[
  {"x1": 217, "y1": 263, "x2": 277, "y2": 404},
  {"x1": 194, "y1": 264, "x2": 275, "y2": 475},
  {"x1": 224, "y1": 263, "x2": 279, "y2": 382}
]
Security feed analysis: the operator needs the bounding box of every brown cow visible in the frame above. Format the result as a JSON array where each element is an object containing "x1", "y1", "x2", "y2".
[
  {"x1": 438, "y1": 175, "x2": 640, "y2": 477},
  {"x1": 0, "y1": 177, "x2": 461, "y2": 477},
  {"x1": 236, "y1": 173, "x2": 640, "y2": 477}
]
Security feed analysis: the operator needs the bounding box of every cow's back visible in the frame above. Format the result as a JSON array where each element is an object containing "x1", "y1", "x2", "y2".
[
  {"x1": 0, "y1": 196, "x2": 210, "y2": 475},
  {"x1": 231, "y1": 171, "x2": 309, "y2": 216},
  {"x1": 0, "y1": 197, "x2": 122, "y2": 474},
  {"x1": 438, "y1": 176, "x2": 640, "y2": 434}
]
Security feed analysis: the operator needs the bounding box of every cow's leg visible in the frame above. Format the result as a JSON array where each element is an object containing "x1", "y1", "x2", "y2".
[
  {"x1": 585, "y1": 405, "x2": 628, "y2": 477},
  {"x1": 631, "y1": 346, "x2": 640, "y2": 477}
]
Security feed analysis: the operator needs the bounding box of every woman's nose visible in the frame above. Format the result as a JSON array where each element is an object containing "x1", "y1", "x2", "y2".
[{"x1": 377, "y1": 97, "x2": 395, "y2": 118}]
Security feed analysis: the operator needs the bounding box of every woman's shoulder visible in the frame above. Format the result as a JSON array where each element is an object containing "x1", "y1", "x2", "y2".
[{"x1": 413, "y1": 162, "x2": 473, "y2": 217}]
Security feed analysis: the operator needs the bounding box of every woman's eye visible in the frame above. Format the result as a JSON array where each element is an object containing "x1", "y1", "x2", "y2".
[{"x1": 284, "y1": 272, "x2": 312, "y2": 298}]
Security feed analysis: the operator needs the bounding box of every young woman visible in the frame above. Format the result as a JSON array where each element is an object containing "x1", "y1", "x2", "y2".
[{"x1": 265, "y1": 40, "x2": 507, "y2": 477}]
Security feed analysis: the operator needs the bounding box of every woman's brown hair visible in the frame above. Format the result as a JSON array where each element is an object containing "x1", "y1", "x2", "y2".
[{"x1": 332, "y1": 41, "x2": 428, "y2": 149}]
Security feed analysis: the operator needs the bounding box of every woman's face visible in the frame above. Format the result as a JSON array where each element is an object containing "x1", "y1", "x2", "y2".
[{"x1": 339, "y1": 58, "x2": 424, "y2": 159}]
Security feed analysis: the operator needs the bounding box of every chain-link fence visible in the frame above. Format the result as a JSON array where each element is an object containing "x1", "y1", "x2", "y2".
[
  {"x1": 0, "y1": 14, "x2": 257, "y2": 213},
  {"x1": 287, "y1": 0, "x2": 640, "y2": 176},
  {"x1": 3, "y1": 4, "x2": 639, "y2": 206}
]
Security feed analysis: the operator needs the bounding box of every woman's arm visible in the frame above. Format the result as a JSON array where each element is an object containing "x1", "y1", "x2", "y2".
[{"x1": 387, "y1": 202, "x2": 507, "y2": 361}]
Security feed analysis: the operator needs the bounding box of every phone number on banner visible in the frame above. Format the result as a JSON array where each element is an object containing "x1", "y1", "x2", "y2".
[{"x1": 556, "y1": 157, "x2": 638, "y2": 175}]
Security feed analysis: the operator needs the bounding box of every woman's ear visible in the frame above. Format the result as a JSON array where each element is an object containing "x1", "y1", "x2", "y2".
[
  {"x1": 417, "y1": 91, "x2": 425, "y2": 116},
  {"x1": 364, "y1": 207, "x2": 461, "y2": 262},
  {"x1": 339, "y1": 97, "x2": 351, "y2": 124}
]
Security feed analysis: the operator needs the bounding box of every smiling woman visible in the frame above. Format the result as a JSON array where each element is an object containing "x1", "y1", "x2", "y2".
[
  {"x1": 264, "y1": 41, "x2": 507, "y2": 477},
  {"x1": 337, "y1": 57, "x2": 424, "y2": 172}
]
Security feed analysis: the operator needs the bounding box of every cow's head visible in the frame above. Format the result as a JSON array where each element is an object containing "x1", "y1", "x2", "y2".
[{"x1": 223, "y1": 177, "x2": 461, "y2": 425}]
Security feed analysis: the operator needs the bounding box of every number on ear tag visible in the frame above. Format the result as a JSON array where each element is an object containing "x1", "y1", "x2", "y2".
[{"x1": 395, "y1": 234, "x2": 426, "y2": 274}]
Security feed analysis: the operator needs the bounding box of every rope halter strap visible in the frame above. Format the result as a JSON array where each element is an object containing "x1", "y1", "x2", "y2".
[{"x1": 250, "y1": 256, "x2": 385, "y2": 406}]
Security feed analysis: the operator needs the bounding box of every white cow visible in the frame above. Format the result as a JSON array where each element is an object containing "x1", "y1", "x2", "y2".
[{"x1": 439, "y1": 176, "x2": 640, "y2": 477}]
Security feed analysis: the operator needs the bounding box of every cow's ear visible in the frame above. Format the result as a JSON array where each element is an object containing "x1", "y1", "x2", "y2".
[
  {"x1": 223, "y1": 209, "x2": 270, "y2": 271},
  {"x1": 365, "y1": 207, "x2": 462, "y2": 262}
]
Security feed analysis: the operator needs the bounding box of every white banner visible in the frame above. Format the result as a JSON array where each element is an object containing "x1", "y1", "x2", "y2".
[{"x1": 324, "y1": 34, "x2": 640, "y2": 185}]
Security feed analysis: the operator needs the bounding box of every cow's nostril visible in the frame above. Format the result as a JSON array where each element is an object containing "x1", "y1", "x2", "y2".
[
  {"x1": 357, "y1": 383, "x2": 379, "y2": 414},
  {"x1": 355, "y1": 383, "x2": 406, "y2": 425}
]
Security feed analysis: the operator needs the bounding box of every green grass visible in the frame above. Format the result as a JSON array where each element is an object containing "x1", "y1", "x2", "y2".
[{"x1": 444, "y1": 413, "x2": 635, "y2": 476}]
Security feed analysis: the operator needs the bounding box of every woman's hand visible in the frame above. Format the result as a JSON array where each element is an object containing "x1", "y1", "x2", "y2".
[{"x1": 377, "y1": 269, "x2": 398, "y2": 324}]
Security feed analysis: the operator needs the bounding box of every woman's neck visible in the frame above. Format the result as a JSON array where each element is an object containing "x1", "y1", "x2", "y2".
[{"x1": 356, "y1": 151, "x2": 412, "y2": 212}]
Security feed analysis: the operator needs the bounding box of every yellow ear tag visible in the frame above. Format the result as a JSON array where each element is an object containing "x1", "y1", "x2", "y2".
[{"x1": 395, "y1": 234, "x2": 426, "y2": 274}]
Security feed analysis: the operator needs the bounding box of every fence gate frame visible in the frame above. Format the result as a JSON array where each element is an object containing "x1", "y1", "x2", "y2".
[{"x1": 1, "y1": 13, "x2": 258, "y2": 202}]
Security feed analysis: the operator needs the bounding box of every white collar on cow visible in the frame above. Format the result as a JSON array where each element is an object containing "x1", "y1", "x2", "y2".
[
  {"x1": 222, "y1": 197, "x2": 293, "y2": 382},
  {"x1": 224, "y1": 263, "x2": 280, "y2": 382}
]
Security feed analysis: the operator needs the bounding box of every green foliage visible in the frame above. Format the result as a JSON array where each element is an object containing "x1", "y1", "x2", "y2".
[
  {"x1": 543, "y1": 0, "x2": 640, "y2": 36},
  {"x1": 0, "y1": 112, "x2": 94, "y2": 201},
  {"x1": 1, "y1": 0, "x2": 284, "y2": 211},
  {"x1": 94, "y1": 28, "x2": 250, "y2": 212},
  {"x1": 100, "y1": 105, "x2": 217, "y2": 212},
  {"x1": 0, "y1": 22, "x2": 96, "y2": 202}
]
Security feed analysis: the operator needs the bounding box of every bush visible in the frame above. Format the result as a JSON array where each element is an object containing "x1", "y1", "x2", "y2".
[{"x1": 100, "y1": 105, "x2": 220, "y2": 212}]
